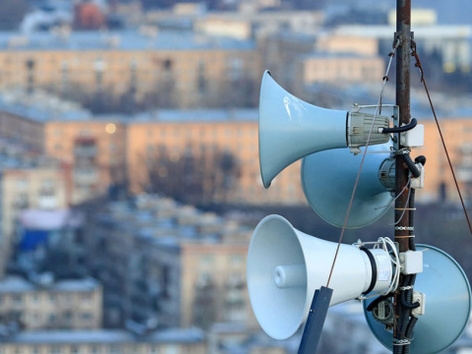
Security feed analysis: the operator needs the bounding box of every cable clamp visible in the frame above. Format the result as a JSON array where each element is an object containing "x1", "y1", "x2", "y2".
[
  {"x1": 395, "y1": 226, "x2": 414, "y2": 231},
  {"x1": 394, "y1": 148, "x2": 411, "y2": 156},
  {"x1": 393, "y1": 338, "x2": 411, "y2": 346},
  {"x1": 394, "y1": 235, "x2": 415, "y2": 239},
  {"x1": 398, "y1": 285, "x2": 414, "y2": 291}
]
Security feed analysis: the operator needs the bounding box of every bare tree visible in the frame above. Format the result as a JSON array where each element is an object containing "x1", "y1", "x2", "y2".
[{"x1": 145, "y1": 144, "x2": 240, "y2": 206}]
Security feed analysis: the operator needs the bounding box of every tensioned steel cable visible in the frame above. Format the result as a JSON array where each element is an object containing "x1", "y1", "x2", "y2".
[
  {"x1": 411, "y1": 40, "x2": 472, "y2": 235},
  {"x1": 326, "y1": 40, "x2": 401, "y2": 287}
]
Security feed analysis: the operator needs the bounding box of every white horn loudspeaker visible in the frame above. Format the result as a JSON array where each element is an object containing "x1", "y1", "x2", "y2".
[
  {"x1": 258, "y1": 70, "x2": 391, "y2": 189},
  {"x1": 246, "y1": 214, "x2": 394, "y2": 340}
]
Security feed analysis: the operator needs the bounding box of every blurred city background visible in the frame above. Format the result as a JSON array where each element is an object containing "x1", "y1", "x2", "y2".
[{"x1": 0, "y1": 0, "x2": 472, "y2": 353}]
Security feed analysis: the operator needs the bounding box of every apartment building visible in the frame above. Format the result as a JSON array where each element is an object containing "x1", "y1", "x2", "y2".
[
  {"x1": 78, "y1": 194, "x2": 255, "y2": 330},
  {"x1": 44, "y1": 118, "x2": 128, "y2": 204},
  {"x1": 0, "y1": 327, "x2": 206, "y2": 354},
  {"x1": 3, "y1": 98, "x2": 472, "y2": 207},
  {"x1": 126, "y1": 110, "x2": 302, "y2": 205},
  {"x1": 295, "y1": 53, "x2": 385, "y2": 86},
  {"x1": 0, "y1": 276, "x2": 102, "y2": 330},
  {"x1": 0, "y1": 142, "x2": 69, "y2": 277},
  {"x1": 421, "y1": 119, "x2": 472, "y2": 203},
  {"x1": 0, "y1": 21, "x2": 470, "y2": 208},
  {"x1": 0, "y1": 30, "x2": 261, "y2": 110}
]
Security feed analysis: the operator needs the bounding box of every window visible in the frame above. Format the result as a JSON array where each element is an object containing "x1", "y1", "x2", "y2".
[
  {"x1": 110, "y1": 345, "x2": 121, "y2": 354},
  {"x1": 16, "y1": 179, "x2": 28, "y2": 191},
  {"x1": 230, "y1": 254, "x2": 243, "y2": 267},
  {"x1": 227, "y1": 57, "x2": 243, "y2": 81},
  {"x1": 164, "y1": 345, "x2": 178, "y2": 354},
  {"x1": 12, "y1": 295, "x2": 23, "y2": 305},
  {"x1": 80, "y1": 293, "x2": 92, "y2": 302},
  {"x1": 81, "y1": 312, "x2": 93, "y2": 322},
  {"x1": 200, "y1": 254, "x2": 215, "y2": 267}
]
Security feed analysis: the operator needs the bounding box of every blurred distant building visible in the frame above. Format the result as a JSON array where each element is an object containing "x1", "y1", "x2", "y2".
[
  {"x1": 2, "y1": 94, "x2": 472, "y2": 207},
  {"x1": 125, "y1": 110, "x2": 299, "y2": 205},
  {"x1": 0, "y1": 147, "x2": 69, "y2": 278},
  {"x1": 0, "y1": 276, "x2": 102, "y2": 330},
  {"x1": 13, "y1": 207, "x2": 85, "y2": 278},
  {"x1": 0, "y1": 16, "x2": 471, "y2": 207},
  {"x1": 0, "y1": 101, "x2": 305, "y2": 206},
  {"x1": 0, "y1": 327, "x2": 207, "y2": 354},
  {"x1": 333, "y1": 23, "x2": 472, "y2": 75},
  {"x1": 294, "y1": 53, "x2": 384, "y2": 89},
  {"x1": 0, "y1": 29, "x2": 261, "y2": 111},
  {"x1": 78, "y1": 194, "x2": 254, "y2": 331},
  {"x1": 44, "y1": 119, "x2": 128, "y2": 204}
]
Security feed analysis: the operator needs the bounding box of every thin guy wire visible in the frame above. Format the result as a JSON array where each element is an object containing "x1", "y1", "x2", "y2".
[
  {"x1": 326, "y1": 41, "x2": 400, "y2": 287},
  {"x1": 412, "y1": 42, "x2": 472, "y2": 235}
]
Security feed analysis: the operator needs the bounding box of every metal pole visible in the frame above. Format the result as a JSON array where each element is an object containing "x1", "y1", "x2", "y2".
[{"x1": 394, "y1": 0, "x2": 413, "y2": 352}]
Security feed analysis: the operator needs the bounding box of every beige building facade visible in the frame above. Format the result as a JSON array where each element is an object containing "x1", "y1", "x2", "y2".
[
  {"x1": 0, "y1": 31, "x2": 261, "y2": 110},
  {"x1": 296, "y1": 54, "x2": 385, "y2": 85},
  {"x1": 0, "y1": 24, "x2": 469, "y2": 207},
  {"x1": 126, "y1": 113, "x2": 287, "y2": 204},
  {"x1": 43, "y1": 119, "x2": 128, "y2": 204},
  {"x1": 0, "y1": 158, "x2": 69, "y2": 278},
  {"x1": 1, "y1": 105, "x2": 472, "y2": 207},
  {"x1": 0, "y1": 276, "x2": 102, "y2": 330},
  {"x1": 0, "y1": 328, "x2": 207, "y2": 354}
]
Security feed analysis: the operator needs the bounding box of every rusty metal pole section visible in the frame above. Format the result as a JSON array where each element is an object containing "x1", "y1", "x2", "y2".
[{"x1": 393, "y1": 0, "x2": 414, "y2": 352}]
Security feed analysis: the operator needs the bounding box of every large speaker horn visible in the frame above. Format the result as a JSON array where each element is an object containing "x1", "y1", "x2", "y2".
[
  {"x1": 247, "y1": 214, "x2": 394, "y2": 340},
  {"x1": 259, "y1": 70, "x2": 391, "y2": 188},
  {"x1": 301, "y1": 143, "x2": 395, "y2": 228},
  {"x1": 364, "y1": 244, "x2": 471, "y2": 354}
]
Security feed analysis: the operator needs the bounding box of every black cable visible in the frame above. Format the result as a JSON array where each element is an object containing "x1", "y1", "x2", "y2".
[
  {"x1": 405, "y1": 317, "x2": 418, "y2": 342},
  {"x1": 401, "y1": 153, "x2": 421, "y2": 178},
  {"x1": 382, "y1": 118, "x2": 417, "y2": 134},
  {"x1": 414, "y1": 155, "x2": 426, "y2": 166}
]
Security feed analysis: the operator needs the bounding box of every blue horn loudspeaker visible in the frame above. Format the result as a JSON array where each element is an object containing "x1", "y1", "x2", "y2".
[{"x1": 364, "y1": 244, "x2": 471, "y2": 354}]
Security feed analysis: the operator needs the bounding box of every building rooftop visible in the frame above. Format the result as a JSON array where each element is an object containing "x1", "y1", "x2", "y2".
[
  {"x1": 0, "y1": 90, "x2": 91, "y2": 122},
  {"x1": 0, "y1": 276, "x2": 100, "y2": 294},
  {"x1": 0, "y1": 88, "x2": 259, "y2": 124},
  {"x1": 4, "y1": 327, "x2": 205, "y2": 344},
  {"x1": 0, "y1": 29, "x2": 255, "y2": 52},
  {"x1": 133, "y1": 108, "x2": 258, "y2": 123},
  {"x1": 95, "y1": 194, "x2": 251, "y2": 247}
]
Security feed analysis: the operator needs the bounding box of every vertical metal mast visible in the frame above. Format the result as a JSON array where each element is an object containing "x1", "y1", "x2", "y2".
[{"x1": 394, "y1": 0, "x2": 413, "y2": 352}]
